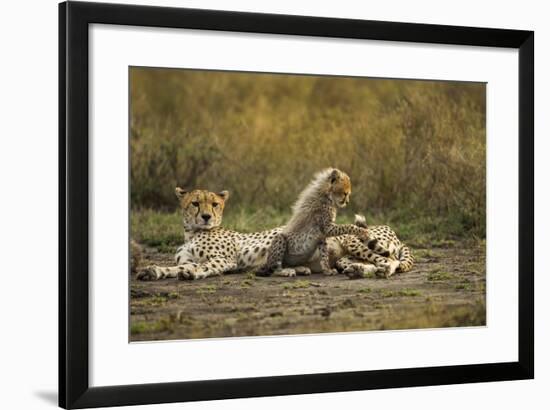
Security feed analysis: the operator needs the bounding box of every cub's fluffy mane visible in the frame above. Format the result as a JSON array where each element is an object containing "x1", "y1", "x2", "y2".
[{"x1": 286, "y1": 168, "x2": 337, "y2": 230}]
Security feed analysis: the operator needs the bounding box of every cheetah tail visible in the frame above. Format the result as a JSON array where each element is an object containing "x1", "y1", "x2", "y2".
[
  {"x1": 397, "y1": 245, "x2": 414, "y2": 273},
  {"x1": 353, "y1": 214, "x2": 368, "y2": 228}
]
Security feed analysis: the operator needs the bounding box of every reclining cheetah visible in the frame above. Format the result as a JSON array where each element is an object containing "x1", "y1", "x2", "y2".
[
  {"x1": 325, "y1": 214, "x2": 414, "y2": 278},
  {"x1": 136, "y1": 188, "x2": 286, "y2": 281}
]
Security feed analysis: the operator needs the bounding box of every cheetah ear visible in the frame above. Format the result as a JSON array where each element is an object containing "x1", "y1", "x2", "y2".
[
  {"x1": 329, "y1": 169, "x2": 340, "y2": 184},
  {"x1": 175, "y1": 187, "x2": 188, "y2": 200},
  {"x1": 217, "y1": 190, "x2": 230, "y2": 201}
]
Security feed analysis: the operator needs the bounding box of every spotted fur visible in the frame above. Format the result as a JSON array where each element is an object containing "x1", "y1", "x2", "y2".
[
  {"x1": 136, "y1": 182, "x2": 413, "y2": 281},
  {"x1": 257, "y1": 168, "x2": 371, "y2": 275},
  {"x1": 136, "y1": 188, "x2": 293, "y2": 281},
  {"x1": 330, "y1": 215, "x2": 414, "y2": 278}
]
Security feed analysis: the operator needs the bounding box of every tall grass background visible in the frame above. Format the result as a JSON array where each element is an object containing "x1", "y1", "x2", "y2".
[{"x1": 130, "y1": 67, "x2": 486, "y2": 249}]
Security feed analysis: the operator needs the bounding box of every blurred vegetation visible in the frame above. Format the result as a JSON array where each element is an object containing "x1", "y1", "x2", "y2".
[{"x1": 130, "y1": 68, "x2": 486, "y2": 241}]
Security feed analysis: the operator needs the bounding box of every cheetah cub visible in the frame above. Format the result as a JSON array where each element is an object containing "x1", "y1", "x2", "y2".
[{"x1": 257, "y1": 168, "x2": 371, "y2": 276}]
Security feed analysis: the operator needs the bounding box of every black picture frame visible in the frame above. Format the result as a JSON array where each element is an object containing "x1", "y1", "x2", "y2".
[{"x1": 59, "y1": 1, "x2": 534, "y2": 408}]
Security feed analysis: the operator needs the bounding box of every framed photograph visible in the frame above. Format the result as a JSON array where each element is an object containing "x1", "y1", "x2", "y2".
[{"x1": 59, "y1": 1, "x2": 534, "y2": 408}]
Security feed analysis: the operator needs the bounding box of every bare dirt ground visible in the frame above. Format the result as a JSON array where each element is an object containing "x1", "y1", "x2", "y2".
[{"x1": 130, "y1": 243, "x2": 485, "y2": 341}]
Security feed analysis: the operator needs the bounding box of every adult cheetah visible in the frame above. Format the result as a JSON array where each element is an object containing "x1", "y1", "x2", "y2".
[
  {"x1": 136, "y1": 188, "x2": 289, "y2": 280},
  {"x1": 324, "y1": 214, "x2": 414, "y2": 279}
]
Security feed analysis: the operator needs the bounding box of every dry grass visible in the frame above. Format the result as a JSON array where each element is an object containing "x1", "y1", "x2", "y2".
[{"x1": 130, "y1": 68, "x2": 486, "y2": 239}]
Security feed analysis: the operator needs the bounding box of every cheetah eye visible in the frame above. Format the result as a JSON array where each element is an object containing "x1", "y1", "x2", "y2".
[
  {"x1": 212, "y1": 203, "x2": 219, "y2": 208},
  {"x1": 192, "y1": 201, "x2": 200, "y2": 207}
]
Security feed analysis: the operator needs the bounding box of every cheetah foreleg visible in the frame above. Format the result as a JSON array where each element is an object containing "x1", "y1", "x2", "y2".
[
  {"x1": 323, "y1": 222, "x2": 369, "y2": 240},
  {"x1": 136, "y1": 265, "x2": 181, "y2": 281},
  {"x1": 336, "y1": 257, "x2": 382, "y2": 279},
  {"x1": 318, "y1": 240, "x2": 338, "y2": 275},
  {"x1": 273, "y1": 268, "x2": 297, "y2": 277},
  {"x1": 256, "y1": 232, "x2": 287, "y2": 276},
  {"x1": 178, "y1": 258, "x2": 238, "y2": 280}
]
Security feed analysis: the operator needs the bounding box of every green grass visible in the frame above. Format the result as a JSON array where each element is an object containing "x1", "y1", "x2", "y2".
[
  {"x1": 196, "y1": 285, "x2": 217, "y2": 295},
  {"x1": 373, "y1": 288, "x2": 421, "y2": 299},
  {"x1": 282, "y1": 280, "x2": 311, "y2": 290},
  {"x1": 130, "y1": 209, "x2": 183, "y2": 253},
  {"x1": 414, "y1": 249, "x2": 441, "y2": 259},
  {"x1": 427, "y1": 271, "x2": 454, "y2": 282},
  {"x1": 134, "y1": 296, "x2": 168, "y2": 307},
  {"x1": 131, "y1": 320, "x2": 172, "y2": 335},
  {"x1": 131, "y1": 206, "x2": 484, "y2": 254},
  {"x1": 240, "y1": 279, "x2": 254, "y2": 288},
  {"x1": 397, "y1": 288, "x2": 422, "y2": 297}
]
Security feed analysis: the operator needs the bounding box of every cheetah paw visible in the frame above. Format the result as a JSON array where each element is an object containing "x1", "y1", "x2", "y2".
[
  {"x1": 295, "y1": 266, "x2": 312, "y2": 276},
  {"x1": 345, "y1": 264, "x2": 378, "y2": 279},
  {"x1": 276, "y1": 268, "x2": 297, "y2": 277},
  {"x1": 177, "y1": 264, "x2": 200, "y2": 280},
  {"x1": 136, "y1": 265, "x2": 161, "y2": 281},
  {"x1": 323, "y1": 268, "x2": 339, "y2": 276},
  {"x1": 375, "y1": 260, "x2": 400, "y2": 278},
  {"x1": 374, "y1": 263, "x2": 391, "y2": 278}
]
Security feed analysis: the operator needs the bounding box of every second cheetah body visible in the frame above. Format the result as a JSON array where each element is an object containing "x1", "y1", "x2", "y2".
[{"x1": 326, "y1": 223, "x2": 414, "y2": 278}]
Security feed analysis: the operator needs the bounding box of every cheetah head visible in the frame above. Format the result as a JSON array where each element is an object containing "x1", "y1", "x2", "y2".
[
  {"x1": 175, "y1": 188, "x2": 229, "y2": 231},
  {"x1": 328, "y1": 169, "x2": 351, "y2": 208}
]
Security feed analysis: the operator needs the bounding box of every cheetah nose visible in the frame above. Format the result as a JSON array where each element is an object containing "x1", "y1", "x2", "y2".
[{"x1": 202, "y1": 214, "x2": 212, "y2": 222}]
